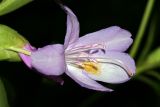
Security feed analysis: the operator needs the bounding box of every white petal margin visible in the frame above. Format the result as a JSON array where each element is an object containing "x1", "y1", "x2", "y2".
[
  {"x1": 66, "y1": 64, "x2": 113, "y2": 92},
  {"x1": 88, "y1": 52, "x2": 136, "y2": 84}
]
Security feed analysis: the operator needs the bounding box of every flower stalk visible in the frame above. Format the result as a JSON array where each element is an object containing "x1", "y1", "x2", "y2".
[
  {"x1": 130, "y1": 0, "x2": 155, "y2": 58},
  {"x1": 6, "y1": 47, "x2": 31, "y2": 56}
]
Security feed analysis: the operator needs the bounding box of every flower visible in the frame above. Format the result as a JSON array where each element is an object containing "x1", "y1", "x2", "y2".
[{"x1": 20, "y1": 5, "x2": 136, "y2": 91}]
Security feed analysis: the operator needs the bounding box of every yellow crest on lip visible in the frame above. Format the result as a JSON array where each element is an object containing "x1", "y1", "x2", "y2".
[{"x1": 79, "y1": 61, "x2": 100, "y2": 75}]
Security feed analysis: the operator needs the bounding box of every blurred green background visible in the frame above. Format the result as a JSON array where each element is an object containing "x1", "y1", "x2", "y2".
[{"x1": 0, "y1": 0, "x2": 160, "y2": 107}]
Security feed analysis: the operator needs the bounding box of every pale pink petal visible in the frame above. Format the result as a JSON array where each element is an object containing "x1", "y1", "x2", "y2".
[
  {"x1": 31, "y1": 44, "x2": 65, "y2": 76},
  {"x1": 66, "y1": 64, "x2": 113, "y2": 92},
  {"x1": 67, "y1": 26, "x2": 132, "y2": 52},
  {"x1": 106, "y1": 29, "x2": 132, "y2": 51},
  {"x1": 63, "y1": 6, "x2": 80, "y2": 48}
]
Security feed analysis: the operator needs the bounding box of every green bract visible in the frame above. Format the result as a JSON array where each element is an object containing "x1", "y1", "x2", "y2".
[
  {"x1": 0, "y1": 24, "x2": 28, "y2": 61},
  {"x1": 0, "y1": 0, "x2": 32, "y2": 16}
]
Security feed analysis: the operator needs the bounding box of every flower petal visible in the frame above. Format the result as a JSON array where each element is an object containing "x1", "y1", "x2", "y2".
[
  {"x1": 19, "y1": 44, "x2": 36, "y2": 68},
  {"x1": 66, "y1": 64, "x2": 113, "y2": 92},
  {"x1": 88, "y1": 51, "x2": 136, "y2": 83},
  {"x1": 68, "y1": 26, "x2": 132, "y2": 52},
  {"x1": 62, "y1": 5, "x2": 80, "y2": 48},
  {"x1": 31, "y1": 44, "x2": 65, "y2": 76}
]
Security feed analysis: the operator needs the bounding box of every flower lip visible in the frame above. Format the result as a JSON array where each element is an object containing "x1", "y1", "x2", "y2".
[
  {"x1": 65, "y1": 43, "x2": 134, "y2": 78},
  {"x1": 65, "y1": 42, "x2": 135, "y2": 84},
  {"x1": 66, "y1": 55, "x2": 134, "y2": 77}
]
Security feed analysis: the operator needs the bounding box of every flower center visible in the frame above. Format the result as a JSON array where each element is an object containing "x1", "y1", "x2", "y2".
[{"x1": 79, "y1": 61, "x2": 100, "y2": 75}]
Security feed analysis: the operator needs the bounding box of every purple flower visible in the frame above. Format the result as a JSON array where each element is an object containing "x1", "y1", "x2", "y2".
[{"x1": 20, "y1": 5, "x2": 135, "y2": 91}]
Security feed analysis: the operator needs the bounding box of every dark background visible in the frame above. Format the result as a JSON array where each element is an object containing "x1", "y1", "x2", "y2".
[{"x1": 0, "y1": 0, "x2": 160, "y2": 107}]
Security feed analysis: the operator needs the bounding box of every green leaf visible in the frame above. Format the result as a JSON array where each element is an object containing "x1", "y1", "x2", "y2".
[
  {"x1": 136, "y1": 48, "x2": 160, "y2": 74},
  {"x1": 146, "y1": 48, "x2": 160, "y2": 64},
  {"x1": 0, "y1": 79, "x2": 9, "y2": 107},
  {"x1": 0, "y1": 24, "x2": 29, "y2": 61},
  {"x1": 0, "y1": 0, "x2": 33, "y2": 16}
]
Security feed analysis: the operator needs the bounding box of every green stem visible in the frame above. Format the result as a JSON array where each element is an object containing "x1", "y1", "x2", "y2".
[
  {"x1": 0, "y1": 79, "x2": 9, "y2": 107},
  {"x1": 130, "y1": 0, "x2": 155, "y2": 58},
  {"x1": 6, "y1": 47, "x2": 31, "y2": 56},
  {"x1": 137, "y1": 12, "x2": 158, "y2": 65}
]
